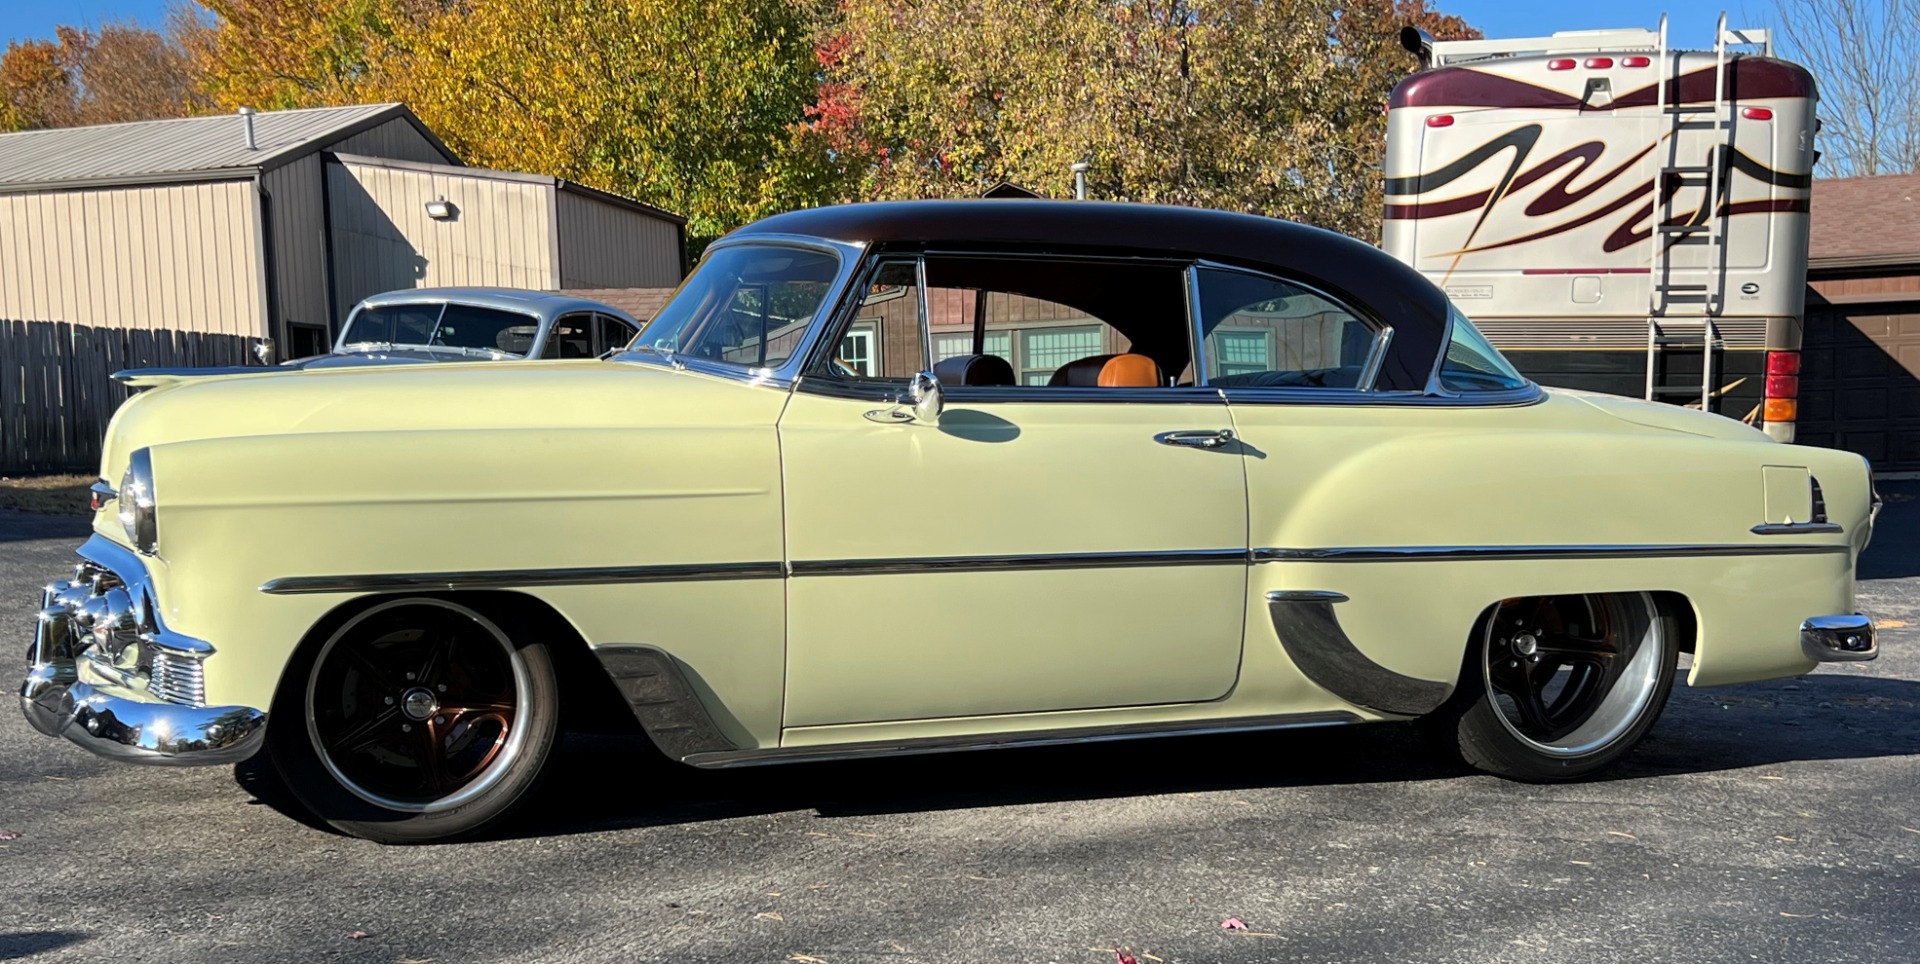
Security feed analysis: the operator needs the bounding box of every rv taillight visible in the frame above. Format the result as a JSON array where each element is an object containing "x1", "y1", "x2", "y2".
[
  {"x1": 1622, "y1": 55, "x2": 1651, "y2": 68},
  {"x1": 1742, "y1": 107, "x2": 1774, "y2": 121},
  {"x1": 1764, "y1": 398, "x2": 1798, "y2": 422},
  {"x1": 1426, "y1": 114, "x2": 1455, "y2": 128},
  {"x1": 1548, "y1": 58, "x2": 1576, "y2": 70},
  {"x1": 1766, "y1": 350, "x2": 1802, "y2": 375},
  {"x1": 1765, "y1": 350, "x2": 1801, "y2": 421},
  {"x1": 1767, "y1": 375, "x2": 1800, "y2": 398},
  {"x1": 1585, "y1": 57, "x2": 1614, "y2": 68}
]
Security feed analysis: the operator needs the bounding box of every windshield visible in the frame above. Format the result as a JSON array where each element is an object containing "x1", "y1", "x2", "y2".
[
  {"x1": 341, "y1": 302, "x2": 540, "y2": 356},
  {"x1": 1438, "y1": 306, "x2": 1529, "y2": 393},
  {"x1": 633, "y1": 244, "x2": 840, "y2": 369}
]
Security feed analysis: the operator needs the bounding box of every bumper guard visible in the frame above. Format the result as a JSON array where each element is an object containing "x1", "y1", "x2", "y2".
[
  {"x1": 1800, "y1": 614, "x2": 1878, "y2": 663},
  {"x1": 19, "y1": 534, "x2": 266, "y2": 766}
]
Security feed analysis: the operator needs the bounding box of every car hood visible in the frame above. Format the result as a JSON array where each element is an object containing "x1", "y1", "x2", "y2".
[
  {"x1": 99, "y1": 359, "x2": 788, "y2": 479},
  {"x1": 1552, "y1": 388, "x2": 1773, "y2": 442}
]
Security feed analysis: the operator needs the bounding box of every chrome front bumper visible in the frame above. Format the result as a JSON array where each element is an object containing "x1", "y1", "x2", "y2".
[
  {"x1": 19, "y1": 535, "x2": 266, "y2": 766},
  {"x1": 1801, "y1": 614, "x2": 1878, "y2": 663}
]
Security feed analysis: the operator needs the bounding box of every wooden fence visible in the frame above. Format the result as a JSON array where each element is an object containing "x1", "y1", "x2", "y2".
[{"x1": 0, "y1": 319, "x2": 257, "y2": 475}]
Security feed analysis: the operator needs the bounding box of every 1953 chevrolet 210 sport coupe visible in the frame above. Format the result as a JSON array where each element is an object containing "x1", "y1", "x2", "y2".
[{"x1": 21, "y1": 201, "x2": 1881, "y2": 843}]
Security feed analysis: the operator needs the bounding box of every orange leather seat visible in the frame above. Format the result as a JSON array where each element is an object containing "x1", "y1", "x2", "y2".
[{"x1": 1048, "y1": 353, "x2": 1165, "y2": 388}]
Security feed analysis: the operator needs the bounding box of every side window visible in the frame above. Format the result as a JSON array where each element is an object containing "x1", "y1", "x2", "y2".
[
  {"x1": 595, "y1": 313, "x2": 638, "y2": 355},
  {"x1": 921, "y1": 257, "x2": 1183, "y2": 388},
  {"x1": 542, "y1": 313, "x2": 597, "y2": 359},
  {"x1": 827, "y1": 260, "x2": 928, "y2": 381},
  {"x1": 1196, "y1": 268, "x2": 1381, "y2": 389},
  {"x1": 1439, "y1": 306, "x2": 1529, "y2": 392}
]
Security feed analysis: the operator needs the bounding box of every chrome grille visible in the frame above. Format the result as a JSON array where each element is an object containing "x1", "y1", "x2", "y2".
[{"x1": 148, "y1": 649, "x2": 207, "y2": 707}]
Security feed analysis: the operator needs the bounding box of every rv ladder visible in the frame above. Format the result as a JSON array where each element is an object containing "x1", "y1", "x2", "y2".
[{"x1": 1645, "y1": 12, "x2": 1736, "y2": 409}]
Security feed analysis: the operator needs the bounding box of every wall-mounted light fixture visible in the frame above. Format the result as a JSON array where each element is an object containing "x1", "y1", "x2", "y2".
[{"x1": 425, "y1": 197, "x2": 456, "y2": 220}]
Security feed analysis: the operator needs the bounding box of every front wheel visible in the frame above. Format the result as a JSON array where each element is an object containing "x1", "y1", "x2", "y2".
[
  {"x1": 268, "y1": 598, "x2": 559, "y2": 843},
  {"x1": 1427, "y1": 591, "x2": 1677, "y2": 781}
]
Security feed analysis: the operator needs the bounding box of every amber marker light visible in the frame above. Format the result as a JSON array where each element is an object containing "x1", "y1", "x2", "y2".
[{"x1": 1764, "y1": 398, "x2": 1798, "y2": 422}]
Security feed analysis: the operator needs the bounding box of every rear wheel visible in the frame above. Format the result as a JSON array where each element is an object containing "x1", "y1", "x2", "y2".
[
  {"x1": 1429, "y1": 591, "x2": 1677, "y2": 781},
  {"x1": 268, "y1": 598, "x2": 559, "y2": 843}
]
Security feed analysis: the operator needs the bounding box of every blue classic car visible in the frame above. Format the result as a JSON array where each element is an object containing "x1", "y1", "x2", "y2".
[{"x1": 283, "y1": 288, "x2": 645, "y2": 369}]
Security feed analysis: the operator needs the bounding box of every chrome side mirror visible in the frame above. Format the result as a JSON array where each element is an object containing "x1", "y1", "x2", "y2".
[{"x1": 909, "y1": 371, "x2": 943, "y2": 425}]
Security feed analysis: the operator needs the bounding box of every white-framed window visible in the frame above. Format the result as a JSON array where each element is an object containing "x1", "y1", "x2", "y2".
[
  {"x1": 1212, "y1": 328, "x2": 1274, "y2": 378},
  {"x1": 839, "y1": 324, "x2": 878, "y2": 377},
  {"x1": 1021, "y1": 326, "x2": 1103, "y2": 385},
  {"x1": 933, "y1": 330, "x2": 1013, "y2": 365}
]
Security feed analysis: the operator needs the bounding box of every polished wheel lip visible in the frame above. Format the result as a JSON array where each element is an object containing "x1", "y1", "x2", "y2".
[
  {"x1": 306, "y1": 598, "x2": 530, "y2": 814},
  {"x1": 1481, "y1": 591, "x2": 1664, "y2": 758}
]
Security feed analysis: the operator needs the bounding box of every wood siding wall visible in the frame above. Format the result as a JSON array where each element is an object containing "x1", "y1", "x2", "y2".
[
  {"x1": 0, "y1": 180, "x2": 266, "y2": 337},
  {"x1": 327, "y1": 159, "x2": 557, "y2": 319},
  {"x1": 556, "y1": 190, "x2": 682, "y2": 288},
  {"x1": 0, "y1": 318, "x2": 253, "y2": 473},
  {"x1": 262, "y1": 154, "x2": 332, "y2": 341}
]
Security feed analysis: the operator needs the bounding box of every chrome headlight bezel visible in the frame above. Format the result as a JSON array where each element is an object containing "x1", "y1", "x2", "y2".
[{"x1": 118, "y1": 447, "x2": 158, "y2": 555}]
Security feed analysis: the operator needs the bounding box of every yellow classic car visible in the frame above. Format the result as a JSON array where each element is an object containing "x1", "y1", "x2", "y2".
[{"x1": 21, "y1": 201, "x2": 1880, "y2": 843}]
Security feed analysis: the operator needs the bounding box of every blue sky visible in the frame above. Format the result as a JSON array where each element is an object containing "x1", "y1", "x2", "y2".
[{"x1": 1, "y1": 0, "x2": 1776, "y2": 51}]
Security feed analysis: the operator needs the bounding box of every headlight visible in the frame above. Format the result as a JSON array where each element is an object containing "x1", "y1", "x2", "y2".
[{"x1": 118, "y1": 447, "x2": 158, "y2": 555}]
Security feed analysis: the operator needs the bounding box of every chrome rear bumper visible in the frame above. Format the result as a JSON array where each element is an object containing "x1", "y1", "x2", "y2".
[
  {"x1": 1800, "y1": 614, "x2": 1878, "y2": 663},
  {"x1": 19, "y1": 535, "x2": 266, "y2": 766}
]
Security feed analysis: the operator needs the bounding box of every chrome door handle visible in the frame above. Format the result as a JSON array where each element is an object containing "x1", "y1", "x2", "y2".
[{"x1": 1155, "y1": 429, "x2": 1235, "y2": 449}]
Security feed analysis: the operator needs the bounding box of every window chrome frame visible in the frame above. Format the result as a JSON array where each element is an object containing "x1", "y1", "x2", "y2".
[{"x1": 611, "y1": 234, "x2": 867, "y2": 389}]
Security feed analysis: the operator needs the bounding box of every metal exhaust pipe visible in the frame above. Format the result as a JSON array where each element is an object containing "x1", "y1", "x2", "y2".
[
  {"x1": 1400, "y1": 26, "x2": 1435, "y2": 69},
  {"x1": 238, "y1": 106, "x2": 258, "y2": 150}
]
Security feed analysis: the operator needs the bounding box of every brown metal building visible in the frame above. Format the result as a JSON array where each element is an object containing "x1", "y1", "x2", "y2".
[
  {"x1": 0, "y1": 104, "x2": 685, "y2": 359},
  {"x1": 1801, "y1": 173, "x2": 1920, "y2": 471}
]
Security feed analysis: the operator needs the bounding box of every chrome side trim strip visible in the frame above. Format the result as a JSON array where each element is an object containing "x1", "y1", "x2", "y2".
[
  {"x1": 1751, "y1": 522, "x2": 1844, "y2": 535},
  {"x1": 789, "y1": 549, "x2": 1247, "y2": 577},
  {"x1": 260, "y1": 562, "x2": 787, "y2": 595},
  {"x1": 1253, "y1": 543, "x2": 1850, "y2": 563},
  {"x1": 1266, "y1": 589, "x2": 1351, "y2": 603},
  {"x1": 1266, "y1": 592, "x2": 1451, "y2": 716},
  {"x1": 682, "y1": 710, "x2": 1363, "y2": 769}
]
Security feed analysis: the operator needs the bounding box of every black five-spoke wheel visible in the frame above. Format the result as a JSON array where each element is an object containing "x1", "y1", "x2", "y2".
[
  {"x1": 1427, "y1": 591, "x2": 1677, "y2": 780},
  {"x1": 269, "y1": 598, "x2": 559, "y2": 843}
]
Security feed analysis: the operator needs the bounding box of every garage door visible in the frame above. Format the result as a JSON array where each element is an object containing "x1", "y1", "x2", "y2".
[{"x1": 1799, "y1": 302, "x2": 1920, "y2": 470}]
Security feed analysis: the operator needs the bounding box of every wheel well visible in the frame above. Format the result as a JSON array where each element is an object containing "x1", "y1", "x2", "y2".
[
  {"x1": 1449, "y1": 589, "x2": 1700, "y2": 691},
  {"x1": 278, "y1": 591, "x2": 646, "y2": 739}
]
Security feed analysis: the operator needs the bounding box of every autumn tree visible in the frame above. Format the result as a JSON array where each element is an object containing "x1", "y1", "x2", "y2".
[
  {"x1": 180, "y1": 0, "x2": 430, "y2": 111},
  {"x1": 1774, "y1": 0, "x2": 1920, "y2": 176},
  {"x1": 812, "y1": 0, "x2": 1473, "y2": 239},
  {"x1": 0, "y1": 23, "x2": 198, "y2": 132}
]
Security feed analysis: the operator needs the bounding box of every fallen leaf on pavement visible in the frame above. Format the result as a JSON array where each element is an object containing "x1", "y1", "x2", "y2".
[
  {"x1": 789, "y1": 955, "x2": 828, "y2": 963},
  {"x1": 1221, "y1": 918, "x2": 1249, "y2": 931},
  {"x1": 0, "y1": 831, "x2": 19, "y2": 841},
  {"x1": 1116, "y1": 950, "x2": 1138, "y2": 964},
  {"x1": 347, "y1": 931, "x2": 372, "y2": 940},
  {"x1": 756, "y1": 912, "x2": 785, "y2": 922},
  {"x1": 766, "y1": 892, "x2": 782, "y2": 898},
  {"x1": 1142, "y1": 954, "x2": 1164, "y2": 962},
  {"x1": 1780, "y1": 912, "x2": 1812, "y2": 918},
  {"x1": 1902, "y1": 827, "x2": 1919, "y2": 835},
  {"x1": 1607, "y1": 831, "x2": 1636, "y2": 839},
  {"x1": 1776, "y1": 836, "x2": 1797, "y2": 842},
  {"x1": 1570, "y1": 860, "x2": 1592, "y2": 866},
  {"x1": 1758, "y1": 775, "x2": 1786, "y2": 781}
]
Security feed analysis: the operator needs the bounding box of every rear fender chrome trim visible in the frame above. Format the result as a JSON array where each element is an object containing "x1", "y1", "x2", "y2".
[
  {"x1": 1265, "y1": 590, "x2": 1452, "y2": 716},
  {"x1": 683, "y1": 710, "x2": 1362, "y2": 769},
  {"x1": 1254, "y1": 543, "x2": 1850, "y2": 563},
  {"x1": 1750, "y1": 523, "x2": 1844, "y2": 535}
]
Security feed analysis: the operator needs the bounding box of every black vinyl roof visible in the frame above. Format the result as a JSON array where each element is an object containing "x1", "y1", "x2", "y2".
[{"x1": 729, "y1": 200, "x2": 1450, "y2": 392}]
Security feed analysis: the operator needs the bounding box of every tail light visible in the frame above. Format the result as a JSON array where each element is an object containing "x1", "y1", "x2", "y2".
[
  {"x1": 1764, "y1": 351, "x2": 1800, "y2": 423},
  {"x1": 1426, "y1": 114, "x2": 1455, "y2": 128},
  {"x1": 1742, "y1": 107, "x2": 1774, "y2": 121},
  {"x1": 1548, "y1": 58, "x2": 1576, "y2": 70},
  {"x1": 1585, "y1": 57, "x2": 1614, "y2": 68},
  {"x1": 1622, "y1": 55, "x2": 1651, "y2": 68}
]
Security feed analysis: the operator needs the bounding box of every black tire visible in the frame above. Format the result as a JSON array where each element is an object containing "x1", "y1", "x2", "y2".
[
  {"x1": 1424, "y1": 591, "x2": 1678, "y2": 781},
  {"x1": 267, "y1": 597, "x2": 560, "y2": 843}
]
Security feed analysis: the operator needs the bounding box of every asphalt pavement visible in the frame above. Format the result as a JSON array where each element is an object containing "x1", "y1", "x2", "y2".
[{"x1": 1, "y1": 491, "x2": 1917, "y2": 964}]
